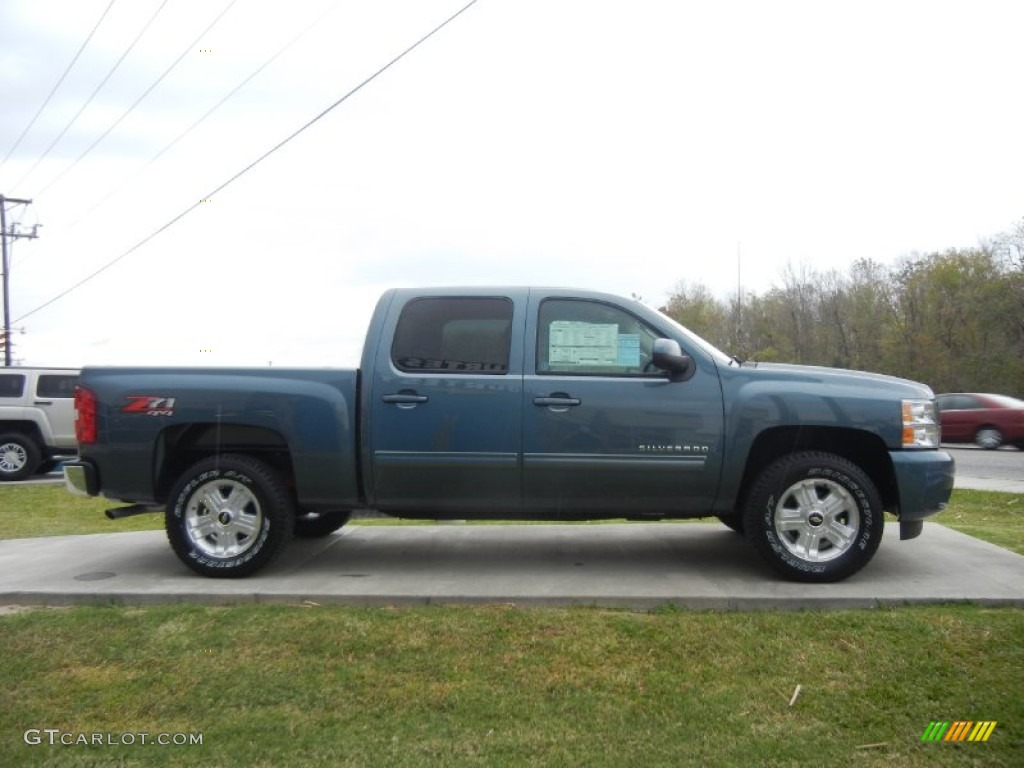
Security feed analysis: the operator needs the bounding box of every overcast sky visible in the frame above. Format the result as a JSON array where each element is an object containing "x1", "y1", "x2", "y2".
[{"x1": 1, "y1": 0, "x2": 1021, "y2": 367}]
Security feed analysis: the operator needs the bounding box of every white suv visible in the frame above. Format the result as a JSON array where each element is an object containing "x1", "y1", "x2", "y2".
[{"x1": 0, "y1": 368, "x2": 80, "y2": 481}]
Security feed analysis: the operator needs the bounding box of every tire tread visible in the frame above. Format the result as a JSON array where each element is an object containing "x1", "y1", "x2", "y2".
[
  {"x1": 165, "y1": 453, "x2": 295, "y2": 578},
  {"x1": 742, "y1": 450, "x2": 883, "y2": 583}
]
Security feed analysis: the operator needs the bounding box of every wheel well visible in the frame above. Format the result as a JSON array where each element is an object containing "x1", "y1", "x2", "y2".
[
  {"x1": 154, "y1": 423, "x2": 295, "y2": 501},
  {"x1": 0, "y1": 422, "x2": 44, "y2": 447},
  {"x1": 738, "y1": 426, "x2": 898, "y2": 512}
]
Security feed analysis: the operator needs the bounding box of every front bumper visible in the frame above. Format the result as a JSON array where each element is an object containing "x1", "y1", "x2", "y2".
[
  {"x1": 63, "y1": 461, "x2": 99, "y2": 497},
  {"x1": 889, "y1": 449, "x2": 955, "y2": 537}
]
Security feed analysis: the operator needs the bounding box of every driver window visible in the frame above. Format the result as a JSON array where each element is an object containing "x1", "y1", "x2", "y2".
[{"x1": 537, "y1": 299, "x2": 661, "y2": 376}]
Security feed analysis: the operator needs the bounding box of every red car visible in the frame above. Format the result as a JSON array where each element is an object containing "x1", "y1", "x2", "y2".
[{"x1": 936, "y1": 393, "x2": 1024, "y2": 450}]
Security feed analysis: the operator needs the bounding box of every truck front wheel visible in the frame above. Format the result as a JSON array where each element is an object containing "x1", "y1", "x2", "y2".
[
  {"x1": 743, "y1": 451, "x2": 883, "y2": 583},
  {"x1": 165, "y1": 454, "x2": 295, "y2": 578}
]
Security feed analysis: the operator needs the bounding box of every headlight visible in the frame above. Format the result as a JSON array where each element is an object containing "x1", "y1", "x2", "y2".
[{"x1": 902, "y1": 399, "x2": 940, "y2": 448}]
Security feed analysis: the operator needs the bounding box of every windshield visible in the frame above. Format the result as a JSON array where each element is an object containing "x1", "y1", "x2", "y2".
[{"x1": 655, "y1": 309, "x2": 737, "y2": 366}]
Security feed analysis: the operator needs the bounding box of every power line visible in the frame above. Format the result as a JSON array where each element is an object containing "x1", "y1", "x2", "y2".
[
  {"x1": 11, "y1": 0, "x2": 170, "y2": 192},
  {"x1": 0, "y1": 0, "x2": 117, "y2": 174},
  {"x1": 33, "y1": 0, "x2": 240, "y2": 199},
  {"x1": 15, "y1": 0, "x2": 482, "y2": 325},
  {"x1": 63, "y1": 0, "x2": 342, "y2": 232}
]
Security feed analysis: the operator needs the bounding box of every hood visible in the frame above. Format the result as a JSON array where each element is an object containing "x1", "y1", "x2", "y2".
[{"x1": 742, "y1": 361, "x2": 936, "y2": 399}]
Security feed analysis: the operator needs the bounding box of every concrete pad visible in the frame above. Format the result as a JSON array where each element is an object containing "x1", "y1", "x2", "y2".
[{"x1": 1, "y1": 522, "x2": 1021, "y2": 610}]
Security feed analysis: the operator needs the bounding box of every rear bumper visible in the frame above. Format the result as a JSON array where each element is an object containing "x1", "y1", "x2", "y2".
[
  {"x1": 889, "y1": 449, "x2": 955, "y2": 525},
  {"x1": 63, "y1": 461, "x2": 98, "y2": 497}
]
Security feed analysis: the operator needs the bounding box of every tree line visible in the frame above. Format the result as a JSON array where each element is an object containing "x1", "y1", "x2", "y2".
[{"x1": 662, "y1": 218, "x2": 1024, "y2": 397}]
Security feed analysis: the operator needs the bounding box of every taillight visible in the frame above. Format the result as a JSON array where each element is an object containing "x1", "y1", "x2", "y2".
[{"x1": 74, "y1": 386, "x2": 97, "y2": 444}]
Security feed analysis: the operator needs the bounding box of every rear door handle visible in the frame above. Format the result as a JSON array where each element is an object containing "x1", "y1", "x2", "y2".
[
  {"x1": 34, "y1": 400, "x2": 53, "y2": 406},
  {"x1": 382, "y1": 392, "x2": 429, "y2": 407}
]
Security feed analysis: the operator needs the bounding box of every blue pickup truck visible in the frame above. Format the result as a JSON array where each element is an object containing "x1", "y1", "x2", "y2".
[{"x1": 65, "y1": 287, "x2": 954, "y2": 581}]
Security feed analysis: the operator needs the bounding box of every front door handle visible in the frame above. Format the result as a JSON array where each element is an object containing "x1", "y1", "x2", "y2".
[
  {"x1": 533, "y1": 396, "x2": 581, "y2": 407},
  {"x1": 534, "y1": 394, "x2": 581, "y2": 413}
]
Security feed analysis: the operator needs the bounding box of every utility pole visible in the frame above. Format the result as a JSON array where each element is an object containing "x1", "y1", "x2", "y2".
[{"x1": 1, "y1": 195, "x2": 39, "y2": 366}]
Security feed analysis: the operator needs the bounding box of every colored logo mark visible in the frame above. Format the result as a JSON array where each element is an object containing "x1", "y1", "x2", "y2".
[{"x1": 921, "y1": 721, "x2": 997, "y2": 742}]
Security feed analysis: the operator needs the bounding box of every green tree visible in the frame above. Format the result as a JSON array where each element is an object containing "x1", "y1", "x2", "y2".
[
  {"x1": 660, "y1": 220, "x2": 1024, "y2": 396},
  {"x1": 845, "y1": 258, "x2": 898, "y2": 373},
  {"x1": 661, "y1": 280, "x2": 730, "y2": 347},
  {"x1": 888, "y1": 249, "x2": 1019, "y2": 392}
]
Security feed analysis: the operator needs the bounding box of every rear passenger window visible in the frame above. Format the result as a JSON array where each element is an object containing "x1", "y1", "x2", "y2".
[
  {"x1": 392, "y1": 297, "x2": 513, "y2": 374},
  {"x1": 0, "y1": 374, "x2": 26, "y2": 397},
  {"x1": 37, "y1": 375, "x2": 79, "y2": 398}
]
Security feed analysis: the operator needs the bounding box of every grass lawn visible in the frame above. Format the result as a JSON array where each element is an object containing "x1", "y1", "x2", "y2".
[
  {"x1": 931, "y1": 490, "x2": 1024, "y2": 555},
  {"x1": 0, "y1": 484, "x2": 163, "y2": 539},
  {"x1": 0, "y1": 485, "x2": 1021, "y2": 766},
  {"x1": 1, "y1": 603, "x2": 1021, "y2": 767}
]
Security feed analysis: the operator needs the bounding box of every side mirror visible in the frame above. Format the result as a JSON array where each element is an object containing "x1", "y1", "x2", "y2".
[{"x1": 652, "y1": 338, "x2": 692, "y2": 379}]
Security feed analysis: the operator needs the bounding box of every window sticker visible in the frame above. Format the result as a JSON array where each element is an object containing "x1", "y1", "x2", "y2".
[
  {"x1": 549, "y1": 321, "x2": 619, "y2": 367},
  {"x1": 617, "y1": 334, "x2": 641, "y2": 367}
]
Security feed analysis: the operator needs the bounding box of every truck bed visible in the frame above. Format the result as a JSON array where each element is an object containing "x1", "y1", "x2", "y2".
[{"x1": 75, "y1": 367, "x2": 361, "y2": 509}]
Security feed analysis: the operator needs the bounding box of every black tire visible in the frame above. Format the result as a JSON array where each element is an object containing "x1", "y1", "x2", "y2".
[
  {"x1": 716, "y1": 514, "x2": 744, "y2": 534},
  {"x1": 294, "y1": 510, "x2": 350, "y2": 538},
  {"x1": 742, "y1": 451, "x2": 883, "y2": 583},
  {"x1": 0, "y1": 433, "x2": 41, "y2": 481},
  {"x1": 165, "y1": 454, "x2": 295, "y2": 578},
  {"x1": 974, "y1": 427, "x2": 1003, "y2": 450}
]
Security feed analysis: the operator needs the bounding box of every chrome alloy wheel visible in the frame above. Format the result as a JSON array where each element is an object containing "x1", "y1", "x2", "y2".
[
  {"x1": 772, "y1": 478, "x2": 860, "y2": 563},
  {"x1": 184, "y1": 478, "x2": 264, "y2": 559},
  {"x1": 0, "y1": 441, "x2": 29, "y2": 474}
]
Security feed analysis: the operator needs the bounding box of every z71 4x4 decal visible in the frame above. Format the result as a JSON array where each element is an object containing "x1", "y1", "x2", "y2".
[{"x1": 122, "y1": 396, "x2": 176, "y2": 416}]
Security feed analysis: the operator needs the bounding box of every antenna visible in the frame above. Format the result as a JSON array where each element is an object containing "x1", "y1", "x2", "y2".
[{"x1": 736, "y1": 242, "x2": 742, "y2": 350}]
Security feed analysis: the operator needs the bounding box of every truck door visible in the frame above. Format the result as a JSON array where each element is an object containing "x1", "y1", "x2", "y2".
[
  {"x1": 522, "y1": 296, "x2": 724, "y2": 517},
  {"x1": 368, "y1": 295, "x2": 524, "y2": 516}
]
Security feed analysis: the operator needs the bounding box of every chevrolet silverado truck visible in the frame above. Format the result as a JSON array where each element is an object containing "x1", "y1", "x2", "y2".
[{"x1": 64, "y1": 287, "x2": 954, "y2": 581}]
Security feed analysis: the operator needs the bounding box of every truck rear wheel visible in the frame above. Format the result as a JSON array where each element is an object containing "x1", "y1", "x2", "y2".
[
  {"x1": 742, "y1": 451, "x2": 883, "y2": 583},
  {"x1": 165, "y1": 454, "x2": 295, "y2": 578},
  {"x1": 0, "y1": 433, "x2": 41, "y2": 481}
]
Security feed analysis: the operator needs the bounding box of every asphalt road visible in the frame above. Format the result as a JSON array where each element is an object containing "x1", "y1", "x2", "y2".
[
  {"x1": 945, "y1": 444, "x2": 1024, "y2": 493},
  {"x1": 945, "y1": 444, "x2": 1022, "y2": 485}
]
